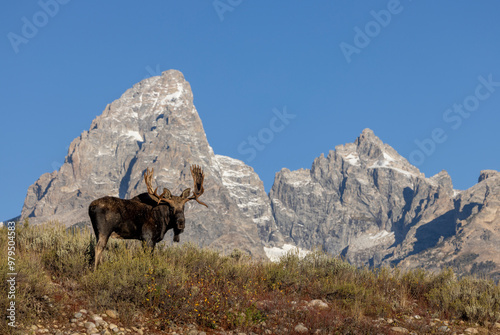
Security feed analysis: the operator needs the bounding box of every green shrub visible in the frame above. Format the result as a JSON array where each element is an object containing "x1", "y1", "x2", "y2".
[{"x1": 427, "y1": 275, "x2": 500, "y2": 323}]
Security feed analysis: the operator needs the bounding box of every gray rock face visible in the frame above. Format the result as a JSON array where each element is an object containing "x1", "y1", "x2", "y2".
[
  {"x1": 270, "y1": 129, "x2": 500, "y2": 277},
  {"x1": 400, "y1": 170, "x2": 500, "y2": 281},
  {"x1": 478, "y1": 169, "x2": 500, "y2": 183},
  {"x1": 21, "y1": 70, "x2": 267, "y2": 258},
  {"x1": 214, "y1": 155, "x2": 284, "y2": 246},
  {"x1": 271, "y1": 129, "x2": 427, "y2": 262}
]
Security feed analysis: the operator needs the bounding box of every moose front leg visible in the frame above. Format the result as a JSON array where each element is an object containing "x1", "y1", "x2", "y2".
[
  {"x1": 141, "y1": 238, "x2": 156, "y2": 254},
  {"x1": 140, "y1": 228, "x2": 157, "y2": 254},
  {"x1": 173, "y1": 227, "x2": 183, "y2": 242}
]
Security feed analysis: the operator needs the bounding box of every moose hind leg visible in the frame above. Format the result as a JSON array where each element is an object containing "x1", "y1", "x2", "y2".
[{"x1": 94, "y1": 234, "x2": 110, "y2": 271}]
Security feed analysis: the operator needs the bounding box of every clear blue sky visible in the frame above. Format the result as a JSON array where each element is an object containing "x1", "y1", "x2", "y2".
[{"x1": 1, "y1": 1, "x2": 500, "y2": 220}]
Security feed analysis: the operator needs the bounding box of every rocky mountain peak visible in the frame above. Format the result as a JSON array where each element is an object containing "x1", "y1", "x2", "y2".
[
  {"x1": 429, "y1": 170, "x2": 454, "y2": 193},
  {"x1": 270, "y1": 127, "x2": 500, "y2": 279},
  {"x1": 325, "y1": 129, "x2": 422, "y2": 179},
  {"x1": 272, "y1": 128, "x2": 477, "y2": 266},
  {"x1": 355, "y1": 127, "x2": 381, "y2": 145},
  {"x1": 478, "y1": 169, "x2": 500, "y2": 183},
  {"x1": 21, "y1": 69, "x2": 270, "y2": 258}
]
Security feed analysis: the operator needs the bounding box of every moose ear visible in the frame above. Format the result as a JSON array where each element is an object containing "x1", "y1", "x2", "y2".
[
  {"x1": 163, "y1": 188, "x2": 172, "y2": 199},
  {"x1": 181, "y1": 188, "x2": 191, "y2": 199}
]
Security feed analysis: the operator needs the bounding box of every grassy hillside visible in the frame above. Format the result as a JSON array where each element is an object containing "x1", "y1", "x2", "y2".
[{"x1": 1, "y1": 221, "x2": 500, "y2": 334}]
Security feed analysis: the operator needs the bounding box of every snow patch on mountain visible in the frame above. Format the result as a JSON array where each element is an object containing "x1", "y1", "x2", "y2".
[
  {"x1": 264, "y1": 244, "x2": 311, "y2": 262},
  {"x1": 347, "y1": 230, "x2": 395, "y2": 252},
  {"x1": 343, "y1": 152, "x2": 361, "y2": 166},
  {"x1": 124, "y1": 130, "x2": 143, "y2": 142},
  {"x1": 369, "y1": 152, "x2": 417, "y2": 178}
]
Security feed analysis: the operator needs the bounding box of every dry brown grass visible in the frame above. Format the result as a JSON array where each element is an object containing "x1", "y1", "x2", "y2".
[{"x1": 1, "y1": 221, "x2": 499, "y2": 334}]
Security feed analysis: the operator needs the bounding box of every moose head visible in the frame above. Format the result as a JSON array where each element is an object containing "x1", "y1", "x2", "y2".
[{"x1": 141, "y1": 165, "x2": 207, "y2": 238}]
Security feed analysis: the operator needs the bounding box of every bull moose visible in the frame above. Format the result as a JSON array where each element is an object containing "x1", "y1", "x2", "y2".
[{"x1": 88, "y1": 165, "x2": 208, "y2": 270}]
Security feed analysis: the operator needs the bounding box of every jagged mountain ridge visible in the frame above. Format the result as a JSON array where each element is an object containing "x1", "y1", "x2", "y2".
[
  {"x1": 21, "y1": 70, "x2": 500, "y2": 277},
  {"x1": 270, "y1": 129, "x2": 500, "y2": 279}
]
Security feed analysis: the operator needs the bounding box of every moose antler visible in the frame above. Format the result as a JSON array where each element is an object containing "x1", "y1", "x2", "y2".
[
  {"x1": 144, "y1": 168, "x2": 171, "y2": 204},
  {"x1": 189, "y1": 165, "x2": 208, "y2": 207}
]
